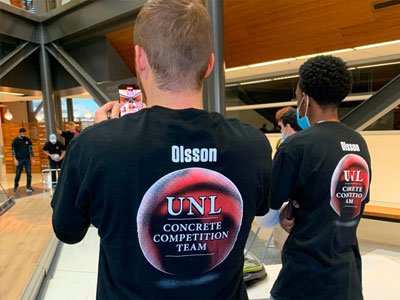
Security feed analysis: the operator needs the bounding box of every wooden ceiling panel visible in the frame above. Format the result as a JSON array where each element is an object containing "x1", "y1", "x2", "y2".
[
  {"x1": 223, "y1": 0, "x2": 400, "y2": 67},
  {"x1": 106, "y1": 24, "x2": 135, "y2": 73},
  {"x1": 105, "y1": 0, "x2": 400, "y2": 71}
]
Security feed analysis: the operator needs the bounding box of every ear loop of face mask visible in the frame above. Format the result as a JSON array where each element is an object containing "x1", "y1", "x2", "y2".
[
  {"x1": 297, "y1": 94, "x2": 311, "y2": 130},
  {"x1": 300, "y1": 93, "x2": 309, "y2": 117}
]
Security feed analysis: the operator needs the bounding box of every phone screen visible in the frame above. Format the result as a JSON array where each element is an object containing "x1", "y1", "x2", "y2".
[{"x1": 118, "y1": 84, "x2": 143, "y2": 116}]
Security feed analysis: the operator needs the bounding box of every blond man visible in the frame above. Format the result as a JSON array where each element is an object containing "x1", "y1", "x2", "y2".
[{"x1": 52, "y1": 1, "x2": 272, "y2": 299}]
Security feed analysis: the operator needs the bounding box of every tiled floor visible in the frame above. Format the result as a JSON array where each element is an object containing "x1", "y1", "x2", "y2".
[
  {"x1": 41, "y1": 227, "x2": 99, "y2": 300},
  {"x1": 38, "y1": 222, "x2": 400, "y2": 300}
]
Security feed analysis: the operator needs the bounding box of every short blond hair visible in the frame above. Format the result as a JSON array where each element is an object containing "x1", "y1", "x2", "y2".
[{"x1": 134, "y1": 0, "x2": 212, "y2": 91}]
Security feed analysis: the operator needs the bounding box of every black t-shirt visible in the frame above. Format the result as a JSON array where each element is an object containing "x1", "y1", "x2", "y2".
[
  {"x1": 270, "y1": 122, "x2": 371, "y2": 300},
  {"x1": 51, "y1": 106, "x2": 272, "y2": 300},
  {"x1": 12, "y1": 136, "x2": 33, "y2": 159},
  {"x1": 43, "y1": 141, "x2": 66, "y2": 157},
  {"x1": 61, "y1": 131, "x2": 76, "y2": 147}
]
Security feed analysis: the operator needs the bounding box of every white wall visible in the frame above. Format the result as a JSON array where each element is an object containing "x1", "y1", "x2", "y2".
[
  {"x1": 265, "y1": 131, "x2": 400, "y2": 208},
  {"x1": 362, "y1": 131, "x2": 400, "y2": 207}
]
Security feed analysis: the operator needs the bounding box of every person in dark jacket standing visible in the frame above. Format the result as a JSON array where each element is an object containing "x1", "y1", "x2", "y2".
[{"x1": 12, "y1": 127, "x2": 35, "y2": 192}]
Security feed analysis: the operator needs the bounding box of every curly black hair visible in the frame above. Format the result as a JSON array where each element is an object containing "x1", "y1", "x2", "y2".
[{"x1": 299, "y1": 55, "x2": 352, "y2": 108}]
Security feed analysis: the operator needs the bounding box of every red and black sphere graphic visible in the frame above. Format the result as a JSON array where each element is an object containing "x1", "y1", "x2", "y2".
[
  {"x1": 137, "y1": 168, "x2": 243, "y2": 275},
  {"x1": 330, "y1": 154, "x2": 370, "y2": 219}
]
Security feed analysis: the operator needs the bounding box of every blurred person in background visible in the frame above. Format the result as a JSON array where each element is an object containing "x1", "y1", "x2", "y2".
[
  {"x1": 274, "y1": 107, "x2": 302, "y2": 149},
  {"x1": 56, "y1": 122, "x2": 79, "y2": 148},
  {"x1": 12, "y1": 127, "x2": 35, "y2": 193}
]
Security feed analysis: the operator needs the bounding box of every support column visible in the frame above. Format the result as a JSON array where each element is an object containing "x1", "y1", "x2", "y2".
[
  {"x1": 39, "y1": 25, "x2": 57, "y2": 137},
  {"x1": 205, "y1": 0, "x2": 226, "y2": 115},
  {"x1": 32, "y1": 0, "x2": 47, "y2": 14},
  {"x1": 27, "y1": 101, "x2": 35, "y2": 122},
  {"x1": 54, "y1": 96, "x2": 63, "y2": 130},
  {"x1": 66, "y1": 98, "x2": 74, "y2": 122}
]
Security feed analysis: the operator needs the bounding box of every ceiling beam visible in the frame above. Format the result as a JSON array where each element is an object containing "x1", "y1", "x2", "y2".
[
  {"x1": 238, "y1": 87, "x2": 277, "y2": 125},
  {"x1": 46, "y1": 43, "x2": 110, "y2": 106},
  {"x1": 0, "y1": 42, "x2": 39, "y2": 79},
  {"x1": 341, "y1": 75, "x2": 400, "y2": 130},
  {"x1": 0, "y1": 6, "x2": 39, "y2": 42},
  {"x1": 43, "y1": 0, "x2": 146, "y2": 43}
]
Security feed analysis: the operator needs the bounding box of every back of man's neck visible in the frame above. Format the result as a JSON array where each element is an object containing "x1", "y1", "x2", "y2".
[
  {"x1": 312, "y1": 109, "x2": 339, "y2": 124},
  {"x1": 146, "y1": 89, "x2": 204, "y2": 110}
]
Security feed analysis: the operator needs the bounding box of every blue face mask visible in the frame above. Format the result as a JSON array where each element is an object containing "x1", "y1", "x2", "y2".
[{"x1": 296, "y1": 95, "x2": 311, "y2": 130}]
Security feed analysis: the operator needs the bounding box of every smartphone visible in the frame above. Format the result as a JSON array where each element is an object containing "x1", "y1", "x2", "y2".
[
  {"x1": 118, "y1": 84, "x2": 143, "y2": 116},
  {"x1": 286, "y1": 200, "x2": 294, "y2": 220}
]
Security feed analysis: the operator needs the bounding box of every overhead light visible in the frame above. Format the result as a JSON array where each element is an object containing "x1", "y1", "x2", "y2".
[
  {"x1": 0, "y1": 91, "x2": 25, "y2": 96},
  {"x1": 227, "y1": 74, "x2": 299, "y2": 87},
  {"x1": 249, "y1": 58, "x2": 296, "y2": 68},
  {"x1": 354, "y1": 39, "x2": 400, "y2": 50},
  {"x1": 4, "y1": 109, "x2": 13, "y2": 121},
  {"x1": 356, "y1": 61, "x2": 400, "y2": 69},
  {"x1": 296, "y1": 48, "x2": 354, "y2": 60},
  {"x1": 226, "y1": 83, "x2": 239, "y2": 88},
  {"x1": 272, "y1": 75, "x2": 299, "y2": 80},
  {"x1": 240, "y1": 78, "x2": 274, "y2": 85},
  {"x1": 35, "y1": 114, "x2": 44, "y2": 122},
  {"x1": 227, "y1": 101, "x2": 297, "y2": 111},
  {"x1": 225, "y1": 66, "x2": 248, "y2": 72},
  {"x1": 226, "y1": 93, "x2": 372, "y2": 112},
  {"x1": 84, "y1": 110, "x2": 92, "y2": 119}
]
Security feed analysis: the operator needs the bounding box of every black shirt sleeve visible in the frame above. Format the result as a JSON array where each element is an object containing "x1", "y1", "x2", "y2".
[
  {"x1": 11, "y1": 138, "x2": 17, "y2": 157},
  {"x1": 43, "y1": 142, "x2": 50, "y2": 152},
  {"x1": 61, "y1": 131, "x2": 71, "y2": 140},
  {"x1": 255, "y1": 135, "x2": 272, "y2": 216},
  {"x1": 59, "y1": 141, "x2": 66, "y2": 151},
  {"x1": 269, "y1": 142, "x2": 299, "y2": 210},
  {"x1": 51, "y1": 141, "x2": 90, "y2": 244},
  {"x1": 25, "y1": 138, "x2": 34, "y2": 157}
]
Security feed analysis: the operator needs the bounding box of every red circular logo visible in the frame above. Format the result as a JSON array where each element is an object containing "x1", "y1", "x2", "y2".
[
  {"x1": 137, "y1": 168, "x2": 243, "y2": 275},
  {"x1": 330, "y1": 154, "x2": 370, "y2": 219}
]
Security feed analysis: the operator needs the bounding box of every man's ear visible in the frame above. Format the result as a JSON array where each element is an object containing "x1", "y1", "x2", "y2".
[
  {"x1": 135, "y1": 45, "x2": 149, "y2": 79},
  {"x1": 204, "y1": 53, "x2": 215, "y2": 78}
]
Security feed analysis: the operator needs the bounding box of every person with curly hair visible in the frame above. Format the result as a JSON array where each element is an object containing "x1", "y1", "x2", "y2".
[{"x1": 266, "y1": 55, "x2": 372, "y2": 300}]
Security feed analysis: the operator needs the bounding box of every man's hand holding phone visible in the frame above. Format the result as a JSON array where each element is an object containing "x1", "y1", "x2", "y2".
[
  {"x1": 94, "y1": 101, "x2": 120, "y2": 124},
  {"x1": 94, "y1": 84, "x2": 143, "y2": 124}
]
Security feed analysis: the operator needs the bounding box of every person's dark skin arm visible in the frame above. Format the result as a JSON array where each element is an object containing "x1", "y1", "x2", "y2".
[
  {"x1": 59, "y1": 150, "x2": 66, "y2": 161},
  {"x1": 279, "y1": 201, "x2": 299, "y2": 233}
]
